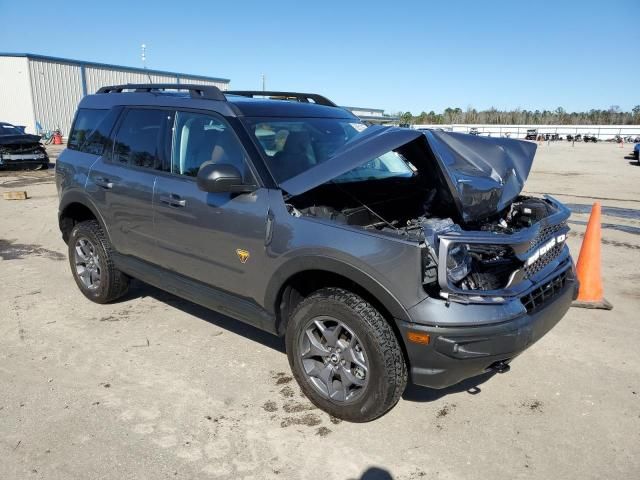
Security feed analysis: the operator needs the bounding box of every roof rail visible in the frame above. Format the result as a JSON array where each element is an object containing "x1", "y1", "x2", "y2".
[
  {"x1": 226, "y1": 90, "x2": 337, "y2": 107},
  {"x1": 96, "y1": 83, "x2": 226, "y2": 101}
]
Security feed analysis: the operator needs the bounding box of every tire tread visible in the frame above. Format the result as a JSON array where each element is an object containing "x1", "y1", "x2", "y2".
[{"x1": 289, "y1": 287, "x2": 407, "y2": 422}]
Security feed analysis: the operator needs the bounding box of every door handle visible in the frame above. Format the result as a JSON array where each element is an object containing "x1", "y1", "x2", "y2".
[
  {"x1": 159, "y1": 193, "x2": 186, "y2": 208},
  {"x1": 94, "y1": 177, "x2": 113, "y2": 189}
]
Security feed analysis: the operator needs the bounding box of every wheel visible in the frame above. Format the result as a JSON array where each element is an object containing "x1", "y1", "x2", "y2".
[
  {"x1": 68, "y1": 220, "x2": 129, "y2": 303},
  {"x1": 286, "y1": 287, "x2": 407, "y2": 422}
]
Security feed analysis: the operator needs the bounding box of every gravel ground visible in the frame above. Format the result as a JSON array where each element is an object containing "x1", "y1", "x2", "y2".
[{"x1": 1, "y1": 141, "x2": 639, "y2": 480}]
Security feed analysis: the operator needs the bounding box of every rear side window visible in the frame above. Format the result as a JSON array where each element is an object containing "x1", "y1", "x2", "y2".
[
  {"x1": 112, "y1": 109, "x2": 169, "y2": 169},
  {"x1": 82, "y1": 107, "x2": 122, "y2": 156},
  {"x1": 67, "y1": 108, "x2": 108, "y2": 150}
]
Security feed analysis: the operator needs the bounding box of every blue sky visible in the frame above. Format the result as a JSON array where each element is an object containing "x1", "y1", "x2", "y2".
[{"x1": 1, "y1": 0, "x2": 638, "y2": 113}]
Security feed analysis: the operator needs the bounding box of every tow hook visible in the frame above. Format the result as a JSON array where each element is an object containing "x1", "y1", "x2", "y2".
[{"x1": 489, "y1": 361, "x2": 511, "y2": 374}]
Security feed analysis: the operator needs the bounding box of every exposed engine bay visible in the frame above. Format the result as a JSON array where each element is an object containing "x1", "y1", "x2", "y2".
[
  {"x1": 286, "y1": 179, "x2": 565, "y2": 296},
  {"x1": 281, "y1": 127, "x2": 570, "y2": 298}
]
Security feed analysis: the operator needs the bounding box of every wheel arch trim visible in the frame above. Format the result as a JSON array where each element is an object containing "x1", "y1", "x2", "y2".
[
  {"x1": 265, "y1": 254, "x2": 412, "y2": 326},
  {"x1": 58, "y1": 191, "x2": 111, "y2": 243}
]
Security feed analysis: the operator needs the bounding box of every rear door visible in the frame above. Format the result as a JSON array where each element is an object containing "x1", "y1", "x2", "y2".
[
  {"x1": 86, "y1": 107, "x2": 172, "y2": 262},
  {"x1": 152, "y1": 110, "x2": 270, "y2": 301}
]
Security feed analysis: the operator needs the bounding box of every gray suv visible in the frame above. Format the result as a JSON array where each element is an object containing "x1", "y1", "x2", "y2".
[{"x1": 56, "y1": 84, "x2": 577, "y2": 422}]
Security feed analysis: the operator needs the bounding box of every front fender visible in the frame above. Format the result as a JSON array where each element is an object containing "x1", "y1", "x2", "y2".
[{"x1": 264, "y1": 252, "x2": 413, "y2": 324}]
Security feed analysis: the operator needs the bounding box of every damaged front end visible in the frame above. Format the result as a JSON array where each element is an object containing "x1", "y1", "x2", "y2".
[
  {"x1": 420, "y1": 195, "x2": 572, "y2": 307},
  {"x1": 0, "y1": 135, "x2": 49, "y2": 169},
  {"x1": 278, "y1": 126, "x2": 574, "y2": 311}
]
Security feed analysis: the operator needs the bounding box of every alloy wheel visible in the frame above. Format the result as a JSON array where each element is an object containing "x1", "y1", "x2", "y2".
[
  {"x1": 299, "y1": 316, "x2": 369, "y2": 403},
  {"x1": 74, "y1": 237, "x2": 102, "y2": 290}
]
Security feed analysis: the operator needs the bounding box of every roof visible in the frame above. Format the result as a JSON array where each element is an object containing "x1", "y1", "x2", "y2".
[
  {"x1": 78, "y1": 90, "x2": 359, "y2": 119},
  {"x1": 0, "y1": 52, "x2": 230, "y2": 84},
  {"x1": 226, "y1": 95, "x2": 357, "y2": 118}
]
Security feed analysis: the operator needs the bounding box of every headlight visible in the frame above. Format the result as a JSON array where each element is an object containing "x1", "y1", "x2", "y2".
[{"x1": 446, "y1": 244, "x2": 471, "y2": 283}]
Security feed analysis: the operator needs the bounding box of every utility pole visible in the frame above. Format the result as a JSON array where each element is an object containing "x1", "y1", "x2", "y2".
[{"x1": 141, "y1": 44, "x2": 152, "y2": 83}]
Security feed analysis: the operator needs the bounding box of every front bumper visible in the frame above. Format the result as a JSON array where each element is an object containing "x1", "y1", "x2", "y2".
[
  {"x1": 0, "y1": 152, "x2": 48, "y2": 168},
  {"x1": 398, "y1": 265, "x2": 578, "y2": 389}
]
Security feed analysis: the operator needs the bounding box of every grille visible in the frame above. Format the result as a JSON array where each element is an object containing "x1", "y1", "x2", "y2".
[
  {"x1": 0, "y1": 143, "x2": 41, "y2": 155},
  {"x1": 521, "y1": 270, "x2": 568, "y2": 313},
  {"x1": 529, "y1": 221, "x2": 566, "y2": 251},
  {"x1": 524, "y1": 243, "x2": 564, "y2": 276},
  {"x1": 523, "y1": 221, "x2": 567, "y2": 277}
]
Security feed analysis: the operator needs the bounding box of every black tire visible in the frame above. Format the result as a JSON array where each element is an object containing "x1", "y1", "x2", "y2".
[
  {"x1": 286, "y1": 287, "x2": 407, "y2": 422},
  {"x1": 68, "y1": 219, "x2": 129, "y2": 303}
]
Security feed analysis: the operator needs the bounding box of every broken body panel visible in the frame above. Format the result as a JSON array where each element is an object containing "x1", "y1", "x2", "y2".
[
  {"x1": 281, "y1": 127, "x2": 571, "y2": 305},
  {"x1": 0, "y1": 132, "x2": 48, "y2": 168}
]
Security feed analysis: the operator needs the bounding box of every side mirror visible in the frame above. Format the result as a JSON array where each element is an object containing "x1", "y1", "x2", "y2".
[{"x1": 196, "y1": 163, "x2": 255, "y2": 193}]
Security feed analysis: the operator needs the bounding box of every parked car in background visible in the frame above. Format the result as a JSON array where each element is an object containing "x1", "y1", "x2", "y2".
[
  {"x1": 525, "y1": 129, "x2": 537, "y2": 140},
  {"x1": 0, "y1": 122, "x2": 49, "y2": 170}
]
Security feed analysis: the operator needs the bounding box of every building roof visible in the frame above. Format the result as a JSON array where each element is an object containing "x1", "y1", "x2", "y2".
[
  {"x1": 342, "y1": 106, "x2": 385, "y2": 113},
  {"x1": 0, "y1": 52, "x2": 230, "y2": 84}
]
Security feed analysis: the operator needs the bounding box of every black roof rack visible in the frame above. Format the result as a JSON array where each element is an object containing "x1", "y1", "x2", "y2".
[
  {"x1": 226, "y1": 90, "x2": 336, "y2": 107},
  {"x1": 96, "y1": 83, "x2": 226, "y2": 101}
]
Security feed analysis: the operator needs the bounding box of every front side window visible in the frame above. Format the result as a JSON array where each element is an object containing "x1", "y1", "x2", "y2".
[
  {"x1": 170, "y1": 111, "x2": 252, "y2": 181},
  {"x1": 67, "y1": 109, "x2": 108, "y2": 150},
  {"x1": 243, "y1": 118, "x2": 414, "y2": 183},
  {"x1": 113, "y1": 109, "x2": 168, "y2": 169}
]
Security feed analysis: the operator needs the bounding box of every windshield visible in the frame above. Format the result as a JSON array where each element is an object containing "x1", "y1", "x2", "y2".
[
  {"x1": 243, "y1": 117, "x2": 415, "y2": 183},
  {"x1": 0, "y1": 123, "x2": 24, "y2": 136}
]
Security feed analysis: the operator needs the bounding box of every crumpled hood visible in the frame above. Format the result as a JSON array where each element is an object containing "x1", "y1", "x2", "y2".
[
  {"x1": 280, "y1": 126, "x2": 423, "y2": 196},
  {"x1": 280, "y1": 126, "x2": 537, "y2": 223},
  {"x1": 0, "y1": 134, "x2": 43, "y2": 146},
  {"x1": 422, "y1": 130, "x2": 537, "y2": 223}
]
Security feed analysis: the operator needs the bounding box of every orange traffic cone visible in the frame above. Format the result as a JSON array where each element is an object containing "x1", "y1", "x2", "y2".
[{"x1": 572, "y1": 202, "x2": 613, "y2": 310}]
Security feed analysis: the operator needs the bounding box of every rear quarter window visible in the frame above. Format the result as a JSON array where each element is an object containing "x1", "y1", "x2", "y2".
[{"x1": 67, "y1": 108, "x2": 108, "y2": 151}]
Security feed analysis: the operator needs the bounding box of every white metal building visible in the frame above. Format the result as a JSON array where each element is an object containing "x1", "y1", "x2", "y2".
[
  {"x1": 342, "y1": 106, "x2": 398, "y2": 125},
  {"x1": 0, "y1": 53, "x2": 230, "y2": 136}
]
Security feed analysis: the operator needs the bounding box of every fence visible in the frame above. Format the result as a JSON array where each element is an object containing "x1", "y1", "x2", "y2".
[{"x1": 411, "y1": 124, "x2": 640, "y2": 140}]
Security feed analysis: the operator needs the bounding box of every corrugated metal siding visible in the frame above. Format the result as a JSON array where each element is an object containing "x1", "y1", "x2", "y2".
[
  {"x1": 84, "y1": 67, "x2": 176, "y2": 94},
  {"x1": 3, "y1": 54, "x2": 230, "y2": 137},
  {"x1": 29, "y1": 59, "x2": 84, "y2": 135},
  {"x1": 0, "y1": 56, "x2": 36, "y2": 133},
  {"x1": 178, "y1": 76, "x2": 229, "y2": 90}
]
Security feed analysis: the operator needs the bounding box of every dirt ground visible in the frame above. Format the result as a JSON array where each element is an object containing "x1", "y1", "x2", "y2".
[{"x1": 1, "y1": 141, "x2": 639, "y2": 480}]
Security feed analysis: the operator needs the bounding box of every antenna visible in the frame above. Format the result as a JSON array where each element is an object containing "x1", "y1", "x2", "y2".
[
  {"x1": 141, "y1": 43, "x2": 152, "y2": 83},
  {"x1": 261, "y1": 73, "x2": 265, "y2": 92}
]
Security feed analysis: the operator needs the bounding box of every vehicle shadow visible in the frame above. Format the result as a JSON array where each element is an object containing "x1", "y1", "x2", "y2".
[
  {"x1": 124, "y1": 279, "x2": 286, "y2": 353},
  {"x1": 122, "y1": 279, "x2": 498, "y2": 403},
  {"x1": 354, "y1": 467, "x2": 394, "y2": 480},
  {"x1": 402, "y1": 371, "x2": 497, "y2": 402}
]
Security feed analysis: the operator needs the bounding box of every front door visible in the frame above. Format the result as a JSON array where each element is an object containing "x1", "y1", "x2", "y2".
[{"x1": 152, "y1": 110, "x2": 270, "y2": 303}]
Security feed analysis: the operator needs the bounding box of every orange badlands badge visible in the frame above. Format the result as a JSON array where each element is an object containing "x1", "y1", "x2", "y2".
[{"x1": 236, "y1": 249, "x2": 250, "y2": 264}]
